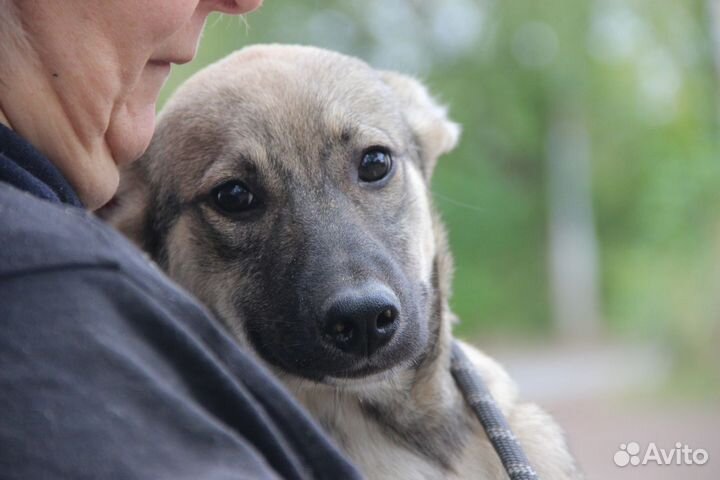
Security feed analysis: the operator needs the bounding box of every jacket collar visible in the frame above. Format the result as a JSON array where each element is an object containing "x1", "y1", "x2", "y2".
[{"x1": 0, "y1": 123, "x2": 83, "y2": 207}]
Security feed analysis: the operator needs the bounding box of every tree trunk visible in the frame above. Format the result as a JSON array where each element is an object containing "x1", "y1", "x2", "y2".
[{"x1": 546, "y1": 106, "x2": 602, "y2": 340}]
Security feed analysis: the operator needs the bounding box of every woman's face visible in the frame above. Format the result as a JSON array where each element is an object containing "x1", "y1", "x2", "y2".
[{"x1": 17, "y1": 0, "x2": 262, "y2": 206}]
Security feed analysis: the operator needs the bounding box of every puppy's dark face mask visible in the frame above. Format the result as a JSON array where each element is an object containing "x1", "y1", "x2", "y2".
[
  {"x1": 190, "y1": 130, "x2": 431, "y2": 380},
  {"x1": 108, "y1": 46, "x2": 459, "y2": 383}
]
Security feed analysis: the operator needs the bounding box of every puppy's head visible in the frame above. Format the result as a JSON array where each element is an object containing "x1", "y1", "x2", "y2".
[{"x1": 106, "y1": 45, "x2": 459, "y2": 383}]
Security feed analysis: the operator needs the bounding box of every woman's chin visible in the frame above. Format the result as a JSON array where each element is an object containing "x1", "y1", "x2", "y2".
[
  {"x1": 61, "y1": 151, "x2": 120, "y2": 210},
  {"x1": 108, "y1": 61, "x2": 171, "y2": 167},
  {"x1": 106, "y1": 102, "x2": 157, "y2": 168},
  {"x1": 84, "y1": 166, "x2": 120, "y2": 211}
]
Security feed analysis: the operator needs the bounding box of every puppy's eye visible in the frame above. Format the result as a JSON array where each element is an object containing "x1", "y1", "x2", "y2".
[
  {"x1": 211, "y1": 180, "x2": 256, "y2": 214},
  {"x1": 359, "y1": 148, "x2": 392, "y2": 182}
]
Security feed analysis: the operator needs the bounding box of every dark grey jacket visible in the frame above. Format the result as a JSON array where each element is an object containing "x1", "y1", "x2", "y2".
[{"x1": 0, "y1": 124, "x2": 361, "y2": 480}]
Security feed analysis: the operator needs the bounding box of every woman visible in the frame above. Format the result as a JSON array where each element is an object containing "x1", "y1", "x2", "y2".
[{"x1": 0, "y1": 2, "x2": 360, "y2": 479}]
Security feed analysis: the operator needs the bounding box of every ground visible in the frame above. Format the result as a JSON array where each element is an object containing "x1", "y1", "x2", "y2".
[{"x1": 474, "y1": 339, "x2": 720, "y2": 479}]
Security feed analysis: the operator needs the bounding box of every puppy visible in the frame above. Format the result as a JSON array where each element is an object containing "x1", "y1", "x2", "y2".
[{"x1": 107, "y1": 45, "x2": 580, "y2": 479}]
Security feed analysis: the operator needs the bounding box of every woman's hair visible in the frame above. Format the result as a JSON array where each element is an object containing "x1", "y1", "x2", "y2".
[{"x1": 0, "y1": 0, "x2": 31, "y2": 64}]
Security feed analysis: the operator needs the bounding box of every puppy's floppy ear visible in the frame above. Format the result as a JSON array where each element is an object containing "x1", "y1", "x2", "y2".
[
  {"x1": 380, "y1": 71, "x2": 461, "y2": 179},
  {"x1": 97, "y1": 162, "x2": 153, "y2": 250}
]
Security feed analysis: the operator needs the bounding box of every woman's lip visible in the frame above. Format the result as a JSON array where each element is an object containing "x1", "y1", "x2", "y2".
[
  {"x1": 147, "y1": 60, "x2": 172, "y2": 78},
  {"x1": 150, "y1": 54, "x2": 195, "y2": 66},
  {"x1": 148, "y1": 59, "x2": 172, "y2": 68}
]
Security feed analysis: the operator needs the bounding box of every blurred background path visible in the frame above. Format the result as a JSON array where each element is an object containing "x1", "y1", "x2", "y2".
[{"x1": 483, "y1": 339, "x2": 720, "y2": 478}]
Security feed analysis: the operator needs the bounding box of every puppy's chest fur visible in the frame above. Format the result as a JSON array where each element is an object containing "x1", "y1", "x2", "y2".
[{"x1": 292, "y1": 359, "x2": 505, "y2": 479}]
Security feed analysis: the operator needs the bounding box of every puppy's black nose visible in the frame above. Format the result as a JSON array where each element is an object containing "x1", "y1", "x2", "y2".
[{"x1": 322, "y1": 287, "x2": 399, "y2": 356}]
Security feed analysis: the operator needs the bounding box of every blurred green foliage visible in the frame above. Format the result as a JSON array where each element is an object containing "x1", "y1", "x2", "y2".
[{"x1": 160, "y1": 0, "x2": 720, "y2": 371}]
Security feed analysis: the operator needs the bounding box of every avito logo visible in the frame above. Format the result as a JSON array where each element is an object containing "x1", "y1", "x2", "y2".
[{"x1": 614, "y1": 441, "x2": 709, "y2": 467}]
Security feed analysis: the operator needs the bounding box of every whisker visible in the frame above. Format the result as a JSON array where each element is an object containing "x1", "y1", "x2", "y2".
[{"x1": 432, "y1": 190, "x2": 487, "y2": 213}]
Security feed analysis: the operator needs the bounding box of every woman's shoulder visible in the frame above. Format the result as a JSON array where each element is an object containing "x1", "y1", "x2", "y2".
[
  {"x1": 0, "y1": 179, "x2": 213, "y2": 329},
  {"x1": 0, "y1": 181, "x2": 171, "y2": 295},
  {"x1": 1, "y1": 182, "x2": 123, "y2": 275}
]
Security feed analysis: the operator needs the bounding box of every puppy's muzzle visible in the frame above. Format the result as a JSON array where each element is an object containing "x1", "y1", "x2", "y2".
[{"x1": 321, "y1": 285, "x2": 399, "y2": 357}]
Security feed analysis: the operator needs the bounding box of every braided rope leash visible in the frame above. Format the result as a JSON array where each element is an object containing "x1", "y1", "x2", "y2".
[{"x1": 450, "y1": 341, "x2": 539, "y2": 480}]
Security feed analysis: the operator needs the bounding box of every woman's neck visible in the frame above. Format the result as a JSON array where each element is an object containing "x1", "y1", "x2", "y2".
[
  {"x1": 0, "y1": 57, "x2": 117, "y2": 209},
  {"x1": 0, "y1": 107, "x2": 11, "y2": 130}
]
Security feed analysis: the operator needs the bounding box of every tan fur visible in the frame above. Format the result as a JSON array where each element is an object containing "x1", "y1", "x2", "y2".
[{"x1": 105, "y1": 44, "x2": 580, "y2": 479}]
